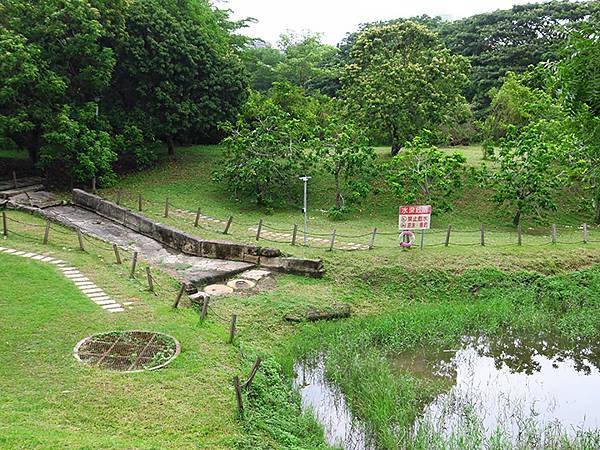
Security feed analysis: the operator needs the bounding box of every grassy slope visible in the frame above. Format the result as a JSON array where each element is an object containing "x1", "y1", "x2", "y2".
[
  {"x1": 0, "y1": 235, "x2": 242, "y2": 449},
  {"x1": 2, "y1": 143, "x2": 600, "y2": 448}
]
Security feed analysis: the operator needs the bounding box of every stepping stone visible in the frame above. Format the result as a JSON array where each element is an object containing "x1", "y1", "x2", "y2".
[
  {"x1": 204, "y1": 284, "x2": 234, "y2": 297},
  {"x1": 102, "y1": 303, "x2": 122, "y2": 310},
  {"x1": 122, "y1": 301, "x2": 136, "y2": 306},
  {"x1": 107, "y1": 308, "x2": 125, "y2": 313},
  {"x1": 95, "y1": 299, "x2": 116, "y2": 306},
  {"x1": 32, "y1": 255, "x2": 45, "y2": 260},
  {"x1": 70, "y1": 277, "x2": 89, "y2": 282},
  {"x1": 64, "y1": 273, "x2": 83, "y2": 278},
  {"x1": 0, "y1": 247, "x2": 6, "y2": 251},
  {"x1": 226, "y1": 279, "x2": 256, "y2": 290},
  {"x1": 81, "y1": 288, "x2": 103, "y2": 294},
  {"x1": 74, "y1": 282, "x2": 95, "y2": 287},
  {"x1": 40, "y1": 257, "x2": 55, "y2": 262},
  {"x1": 59, "y1": 266, "x2": 77, "y2": 271},
  {"x1": 92, "y1": 295, "x2": 111, "y2": 301},
  {"x1": 49, "y1": 259, "x2": 64, "y2": 264},
  {"x1": 240, "y1": 269, "x2": 271, "y2": 281},
  {"x1": 23, "y1": 253, "x2": 36, "y2": 258},
  {"x1": 87, "y1": 292, "x2": 107, "y2": 298},
  {"x1": 13, "y1": 251, "x2": 25, "y2": 256}
]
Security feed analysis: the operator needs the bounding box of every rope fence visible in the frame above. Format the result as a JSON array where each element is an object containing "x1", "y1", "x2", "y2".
[{"x1": 93, "y1": 191, "x2": 600, "y2": 252}]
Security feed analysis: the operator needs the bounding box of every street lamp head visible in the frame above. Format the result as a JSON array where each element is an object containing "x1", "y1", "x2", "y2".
[{"x1": 299, "y1": 176, "x2": 311, "y2": 182}]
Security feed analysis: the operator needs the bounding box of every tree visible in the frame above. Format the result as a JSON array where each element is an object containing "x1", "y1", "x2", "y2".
[
  {"x1": 342, "y1": 21, "x2": 470, "y2": 155},
  {"x1": 485, "y1": 71, "x2": 565, "y2": 140},
  {"x1": 314, "y1": 103, "x2": 376, "y2": 213},
  {"x1": 386, "y1": 132, "x2": 466, "y2": 212},
  {"x1": 556, "y1": 23, "x2": 600, "y2": 223},
  {"x1": 0, "y1": 0, "x2": 116, "y2": 184},
  {"x1": 492, "y1": 120, "x2": 573, "y2": 226},
  {"x1": 441, "y1": 1, "x2": 599, "y2": 115},
  {"x1": 107, "y1": 0, "x2": 247, "y2": 157},
  {"x1": 242, "y1": 44, "x2": 284, "y2": 92},
  {"x1": 215, "y1": 91, "x2": 312, "y2": 206}
]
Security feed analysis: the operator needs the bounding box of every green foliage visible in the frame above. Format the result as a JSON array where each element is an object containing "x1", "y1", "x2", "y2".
[
  {"x1": 441, "y1": 0, "x2": 599, "y2": 115},
  {"x1": 491, "y1": 120, "x2": 574, "y2": 225},
  {"x1": 0, "y1": 0, "x2": 247, "y2": 183},
  {"x1": 215, "y1": 91, "x2": 312, "y2": 206},
  {"x1": 386, "y1": 132, "x2": 466, "y2": 212},
  {"x1": 314, "y1": 102, "x2": 376, "y2": 215},
  {"x1": 342, "y1": 21, "x2": 470, "y2": 154},
  {"x1": 485, "y1": 71, "x2": 565, "y2": 140}
]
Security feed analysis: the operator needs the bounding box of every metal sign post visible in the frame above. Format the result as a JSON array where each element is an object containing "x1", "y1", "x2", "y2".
[{"x1": 299, "y1": 176, "x2": 311, "y2": 245}]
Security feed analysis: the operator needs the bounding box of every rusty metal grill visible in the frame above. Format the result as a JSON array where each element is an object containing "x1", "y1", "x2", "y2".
[{"x1": 74, "y1": 331, "x2": 180, "y2": 372}]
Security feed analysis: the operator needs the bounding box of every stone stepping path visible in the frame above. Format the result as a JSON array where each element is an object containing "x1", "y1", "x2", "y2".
[
  {"x1": 173, "y1": 207, "x2": 368, "y2": 251},
  {"x1": 0, "y1": 246, "x2": 130, "y2": 313}
]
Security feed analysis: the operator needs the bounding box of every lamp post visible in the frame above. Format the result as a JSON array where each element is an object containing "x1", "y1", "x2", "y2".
[{"x1": 299, "y1": 176, "x2": 311, "y2": 244}]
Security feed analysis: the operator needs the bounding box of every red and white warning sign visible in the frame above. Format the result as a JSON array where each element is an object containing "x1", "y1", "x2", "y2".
[{"x1": 399, "y1": 205, "x2": 432, "y2": 230}]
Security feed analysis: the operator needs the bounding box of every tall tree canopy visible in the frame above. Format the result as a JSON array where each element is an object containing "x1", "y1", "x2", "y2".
[
  {"x1": 0, "y1": 0, "x2": 248, "y2": 183},
  {"x1": 342, "y1": 21, "x2": 470, "y2": 155},
  {"x1": 441, "y1": 0, "x2": 599, "y2": 115}
]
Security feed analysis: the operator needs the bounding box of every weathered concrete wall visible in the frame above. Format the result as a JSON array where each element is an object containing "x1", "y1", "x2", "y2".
[{"x1": 72, "y1": 189, "x2": 324, "y2": 278}]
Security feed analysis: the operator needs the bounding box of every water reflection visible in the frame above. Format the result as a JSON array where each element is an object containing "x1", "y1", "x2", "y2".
[
  {"x1": 395, "y1": 333, "x2": 600, "y2": 443},
  {"x1": 294, "y1": 356, "x2": 374, "y2": 450}
]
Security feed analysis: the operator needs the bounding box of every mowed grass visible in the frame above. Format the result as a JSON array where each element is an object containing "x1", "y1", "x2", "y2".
[{"x1": 0, "y1": 242, "x2": 243, "y2": 449}]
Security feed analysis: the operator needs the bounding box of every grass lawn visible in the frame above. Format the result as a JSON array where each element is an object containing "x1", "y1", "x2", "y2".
[{"x1": 1, "y1": 143, "x2": 600, "y2": 448}]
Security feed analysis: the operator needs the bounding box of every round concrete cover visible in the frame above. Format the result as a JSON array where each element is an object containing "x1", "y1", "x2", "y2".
[
  {"x1": 204, "y1": 284, "x2": 234, "y2": 296},
  {"x1": 226, "y1": 279, "x2": 256, "y2": 290}
]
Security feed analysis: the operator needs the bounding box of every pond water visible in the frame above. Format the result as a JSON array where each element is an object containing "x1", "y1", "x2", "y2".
[
  {"x1": 294, "y1": 356, "x2": 374, "y2": 450},
  {"x1": 394, "y1": 332, "x2": 600, "y2": 444},
  {"x1": 295, "y1": 332, "x2": 600, "y2": 449}
]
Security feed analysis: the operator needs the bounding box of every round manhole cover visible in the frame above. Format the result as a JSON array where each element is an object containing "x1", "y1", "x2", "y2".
[
  {"x1": 226, "y1": 279, "x2": 256, "y2": 290},
  {"x1": 204, "y1": 284, "x2": 234, "y2": 296},
  {"x1": 74, "y1": 330, "x2": 180, "y2": 372}
]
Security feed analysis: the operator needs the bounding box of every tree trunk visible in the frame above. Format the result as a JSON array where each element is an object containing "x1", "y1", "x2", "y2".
[
  {"x1": 391, "y1": 142, "x2": 402, "y2": 156},
  {"x1": 513, "y1": 209, "x2": 521, "y2": 226},
  {"x1": 595, "y1": 198, "x2": 600, "y2": 225},
  {"x1": 334, "y1": 172, "x2": 342, "y2": 209},
  {"x1": 166, "y1": 136, "x2": 176, "y2": 157},
  {"x1": 390, "y1": 124, "x2": 401, "y2": 156}
]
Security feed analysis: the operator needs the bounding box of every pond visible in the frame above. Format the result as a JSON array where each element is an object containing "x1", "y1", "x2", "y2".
[
  {"x1": 394, "y1": 332, "x2": 600, "y2": 445},
  {"x1": 295, "y1": 331, "x2": 600, "y2": 449},
  {"x1": 294, "y1": 355, "x2": 375, "y2": 450}
]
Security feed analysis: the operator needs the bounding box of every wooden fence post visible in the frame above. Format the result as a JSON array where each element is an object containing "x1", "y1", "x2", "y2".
[
  {"x1": 194, "y1": 207, "x2": 201, "y2": 227},
  {"x1": 2, "y1": 211, "x2": 6, "y2": 237},
  {"x1": 130, "y1": 251, "x2": 138, "y2": 277},
  {"x1": 244, "y1": 357, "x2": 262, "y2": 391},
  {"x1": 583, "y1": 223, "x2": 588, "y2": 244},
  {"x1": 228, "y1": 314, "x2": 237, "y2": 343},
  {"x1": 224, "y1": 216, "x2": 233, "y2": 234},
  {"x1": 164, "y1": 198, "x2": 169, "y2": 218},
  {"x1": 480, "y1": 224, "x2": 485, "y2": 246},
  {"x1": 43, "y1": 221, "x2": 50, "y2": 245},
  {"x1": 200, "y1": 296, "x2": 209, "y2": 321},
  {"x1": 12, "y1": 170, "x2": 17, "y2": 189},
  {"x1": 445, "y1": 225, "x2": 452, "y2": 247},
  {"x1": 113, "y1": 244, "x2": 122, "y2": 264},
  {"x1": 255, "y1": 219, "x2": 263, "y2": 241},
  {"x1": 146, "y1": 267, "x2": 154, "y2": 293},
  {"x1": 233, "y1": 376, "x2": 244, "y2": 416},
  {"x1": 420, "y1": 229, "x2": 425, "y2": 250},
  {"x1": 77, "y1": 229, "x2": 85, "y2": 251},
  {"x1": 138, "y1": 194, "x2": 143, "y2": 212},
  {"x1": 368, "y1": 228, "x2": 378, "y2": 250},
  {"x1": 172, "y1": 284, "x2": 185, "y2": 309},
  {"x1": 552, "y1": 224, "x2": 557, "y2": 244},
  {"x1": 329, "y1": 229, "x2": 337, "y2": 251},
  {"x1": 291, "y1": 224, "x2": 298, "y2": 246},
  {"x1": 518, "y1": 224, "x2": 523, "y2": 246}
]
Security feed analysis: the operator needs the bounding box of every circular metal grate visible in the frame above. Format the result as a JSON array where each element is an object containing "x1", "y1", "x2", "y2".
[{"x1": 74, "y1": 330, "x2": 180, "y2": 372}]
